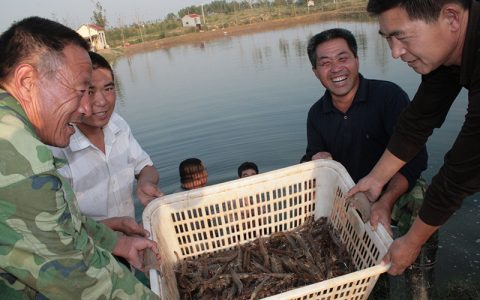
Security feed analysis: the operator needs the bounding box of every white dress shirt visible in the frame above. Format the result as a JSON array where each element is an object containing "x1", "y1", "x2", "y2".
[{"x1": 51, "y1": 113, "x2": 153, "y2": 220}]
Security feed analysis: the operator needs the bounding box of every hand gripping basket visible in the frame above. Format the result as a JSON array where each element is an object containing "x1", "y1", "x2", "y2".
[{"x1": 143, "y1": 160, "x2": 393, "y2": 300}]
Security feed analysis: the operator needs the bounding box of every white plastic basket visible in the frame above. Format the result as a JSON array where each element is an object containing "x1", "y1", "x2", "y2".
[{"x1": 143, "y1": 160, "x2": 392, "y2": 300}]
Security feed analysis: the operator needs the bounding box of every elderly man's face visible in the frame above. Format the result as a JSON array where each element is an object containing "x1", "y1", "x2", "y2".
[{"x1": 31, "y1": 45, "x2": 92, "y2": 147}]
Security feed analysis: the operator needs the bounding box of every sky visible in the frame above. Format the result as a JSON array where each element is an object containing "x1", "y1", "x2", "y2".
[{"x1": 0, "y1": 0, "x2": 207, "y2": 31}]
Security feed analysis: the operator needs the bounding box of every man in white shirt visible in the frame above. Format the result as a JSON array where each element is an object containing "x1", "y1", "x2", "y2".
[{"x1": 51, "y1": 51, "x2": 162, "y2": 236}]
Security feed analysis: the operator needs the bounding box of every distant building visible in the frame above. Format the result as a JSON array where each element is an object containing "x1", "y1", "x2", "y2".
[
  {"x1": 181, "y1": 14, "x2": 201, "y2": 29},
  {"x1": 77, "y1": 24, "x2": 109, "y2": 51}
]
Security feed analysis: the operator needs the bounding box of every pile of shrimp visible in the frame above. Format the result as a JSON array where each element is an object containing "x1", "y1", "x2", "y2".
[{"x1": 174, "y1": 217, "x2": 356, "y2": 300}]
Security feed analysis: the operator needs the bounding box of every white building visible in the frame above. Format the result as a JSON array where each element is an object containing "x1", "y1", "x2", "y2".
[
  {"x1": 77, "y1": 24, "x2": 109, "y2": 51},
  {"x1": 181, "y1": 14, "x2": 201, "y2": 29}
]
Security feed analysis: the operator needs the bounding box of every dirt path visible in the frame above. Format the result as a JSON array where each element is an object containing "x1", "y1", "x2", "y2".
[{"x1": 99, "y1": 9, "x2": 370, "y2": 59}]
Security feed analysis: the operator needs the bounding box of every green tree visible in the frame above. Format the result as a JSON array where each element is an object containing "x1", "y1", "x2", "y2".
[
  {"x1": 165, "y1": 13, "x2": 178, "y2": 20},
  {"x1": 91, "y1": 1, "x2": 107, "y2": 28},
  {"x1": 178, "y1": 5, "x2": 202, "y2": 17}
]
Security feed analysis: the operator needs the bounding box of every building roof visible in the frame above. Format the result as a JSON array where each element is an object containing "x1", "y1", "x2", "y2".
[
  {"x1": 183, "y1": 13, "x2": 200, "y2": 19},
  {"x1": 77, "y1": 24, "x2": 105, "y2": 32}
]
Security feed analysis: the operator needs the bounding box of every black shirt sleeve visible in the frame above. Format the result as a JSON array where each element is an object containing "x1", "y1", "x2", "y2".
[
  {"x1": 388, "y1": 66, "x2": 462, "y2": 161},
  {"x1": 420, "y1": 66, "x2": 480, "y2": 226},
  {"x1": 387, "y1": 65, "x2": 480, "y2": 226}
]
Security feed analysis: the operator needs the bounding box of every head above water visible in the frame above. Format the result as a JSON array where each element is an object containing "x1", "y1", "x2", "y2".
[
  {"x1": 238, "y1": 161, "x2": 258, "y2": 178},
  {"x1": 307, "y1": 28, "x2": 358, "y2": 69},
  {"x1": 366, "y1": 0, "x2": 470, "y2": 22},
  {"x1": 0, "y1": 16, "x2": 92, "y2": 147},
  {"x1": 179, "y1": 158, "x2": 208, "y2": 190}
]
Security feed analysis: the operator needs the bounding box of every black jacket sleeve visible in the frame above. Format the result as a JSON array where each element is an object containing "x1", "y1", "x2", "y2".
[{"x1": 388, "y1": 66, "x2": 462, "y2": 162}]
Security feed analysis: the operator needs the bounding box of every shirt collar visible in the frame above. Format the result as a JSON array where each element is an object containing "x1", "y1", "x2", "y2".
[
  {"x1": 68, "y1": 113, "x2": 121, "y2": 152},
  {"x1": 320, "y1": 74, "x2": 367, "y2": 113}
]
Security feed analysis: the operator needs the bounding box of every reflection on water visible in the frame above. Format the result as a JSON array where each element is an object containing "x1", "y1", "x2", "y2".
[
  {"x1": 112, "y1": 20, "x2": 479, "y2": 296},
  {"x1": 278, "y1": 38, "x2": 289, "y2": 62}
]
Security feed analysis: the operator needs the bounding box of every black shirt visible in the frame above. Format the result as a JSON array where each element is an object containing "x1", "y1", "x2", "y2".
[
  {"x1": 388, "y1": 1, "x2": 480, "y2": 226},
  {"x1": 306, "y1": 75, "x2": 428, "y2": 190}
]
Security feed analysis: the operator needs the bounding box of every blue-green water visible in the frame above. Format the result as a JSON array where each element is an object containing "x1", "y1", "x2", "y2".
[{"x1": 113, "y1": 21, "x2": 479, "y2": 296}]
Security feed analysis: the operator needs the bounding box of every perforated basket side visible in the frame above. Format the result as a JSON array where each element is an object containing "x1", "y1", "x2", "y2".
[
  {"x1": 261, "y1": 264, "x2": 387, "y2": 300},
  {"x1": 329, "y1": 188, "x2": 387, "y2": 271},
  {"x1": 150, "y1": 166, "x2": 325, "y2": 261}
]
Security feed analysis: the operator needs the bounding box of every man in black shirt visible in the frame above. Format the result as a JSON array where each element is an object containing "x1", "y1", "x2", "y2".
[
  {"x1": 348, "y1": 0, "x2": 480, "y2": 276},
  {"x1": 306, "y1": 28, "x2": 428, "y2": 235}
]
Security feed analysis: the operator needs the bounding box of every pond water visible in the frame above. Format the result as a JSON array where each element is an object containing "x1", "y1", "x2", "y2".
[{"x1": 112, "y1": 20, "x2": 480, "y2": 297}]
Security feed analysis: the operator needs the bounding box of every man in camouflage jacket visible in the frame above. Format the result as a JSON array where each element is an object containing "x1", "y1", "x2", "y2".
[{"x1": 0, "y1": 17, "x2": 159, "y2": 299}]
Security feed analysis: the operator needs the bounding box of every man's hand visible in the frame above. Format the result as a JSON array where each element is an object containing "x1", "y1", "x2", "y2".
[
  {"x1": 112, "y1": 235, "x2": 160, "y2": 271},
  {"x1": 348, "y1": 150, "x2": 406, "y2": 201},
  {"x1": 101, "y1": 217, "x2": 149, "y2": 237},
  {"x1": 312, "y1": 151, "x2": 333, "y2": 160},
  {"x1": 385, "y1": 218, "x2": 439, "y2": 275},
  {"x1": 385, "y1": 235, "x2": 421, "y2": 275},
  {"x1": 137, "y1": 181, "x2": 163, "y2": 207},
  {"x1": 136, "y1": 165, "x2": 163, "y2": 207},
  {"x1": 370, "y1": 199, "x2": 393, "y2": 236},
  {"x1": 347, "y1": 175, "x2": 384, "y2": 202}
]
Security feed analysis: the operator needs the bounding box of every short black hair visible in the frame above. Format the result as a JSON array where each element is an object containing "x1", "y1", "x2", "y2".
[
  {"x1": 89, "y1": 51, "x2": 114, "y2": 81},
  {"x1": 237, "y1": 162, "x2": 259, "y2": 177},
  {"x1": 367, "y1": 0, "x2": 470, "y2": 23},
  {"x1": 307, "y1": 28, "x2": 358, "y2": 69},
  {"x1": 179, "y1": 158, "x2": 205, "y2": 184},
  {"x1": 0, "y1": 16, "x2": 90, "y2": 85}
]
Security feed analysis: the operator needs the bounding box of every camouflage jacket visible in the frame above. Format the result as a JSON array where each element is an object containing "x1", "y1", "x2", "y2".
[
  {"x1": 391, "y1": 178, "x2": 438, "y2": 244},
  {"x1": 0, "y1": 93, "x2": 158, "y2": 299}
]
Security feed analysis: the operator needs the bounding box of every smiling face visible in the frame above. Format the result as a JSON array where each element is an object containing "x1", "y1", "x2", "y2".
[
  {"x1": 78, "y1": 67, "x2": 116, "y2": 131},
  {"x1": 378, "y1": 6, "x2": 463, "y2": 74},
  {"x1": 30, "y1": 45, "x2": 92, "y2": 147},
  {"x1": 312, "y1": 38, "x2": 360, "y2": 104}
]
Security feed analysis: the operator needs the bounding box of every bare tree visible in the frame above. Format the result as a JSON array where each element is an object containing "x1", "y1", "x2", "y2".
[{"x1": 91, "y1": 1, "x2": 107, "y2": 27}]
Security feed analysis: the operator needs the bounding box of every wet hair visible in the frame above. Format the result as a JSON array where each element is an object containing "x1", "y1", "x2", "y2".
[
  {"x1": 307, "y1": 28, "x2": 358, "y2": 69},
  {"x1": 0, "y1": 16, "x2": 90, "y2": 85},
  {"x1": 179, "y1": 158, "x2": 206, "y2": 185},
  {"x1": 89, "y1": 51, "x2": 114, "y2": 81},
  {"x1": 237, "y1": 162, "x2": 259, "y2": 177},
  {"x1": 367, "y1": 0, "x2": 470, "y2": 23}
]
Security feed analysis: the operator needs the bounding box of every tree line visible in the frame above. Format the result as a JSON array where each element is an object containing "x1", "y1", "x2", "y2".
[{"x1": 89, "y1": 0, "x2": 366, "y2": 48}]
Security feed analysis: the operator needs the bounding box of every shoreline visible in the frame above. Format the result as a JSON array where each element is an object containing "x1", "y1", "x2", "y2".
[{"x1": 99, "y1": 10, "x2": 371, "y2": 60}]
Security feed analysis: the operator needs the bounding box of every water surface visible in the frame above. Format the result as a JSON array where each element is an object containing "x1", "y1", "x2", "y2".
[{"x1": 113, "y1": 20, "x2": 480, "y2": 296}]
